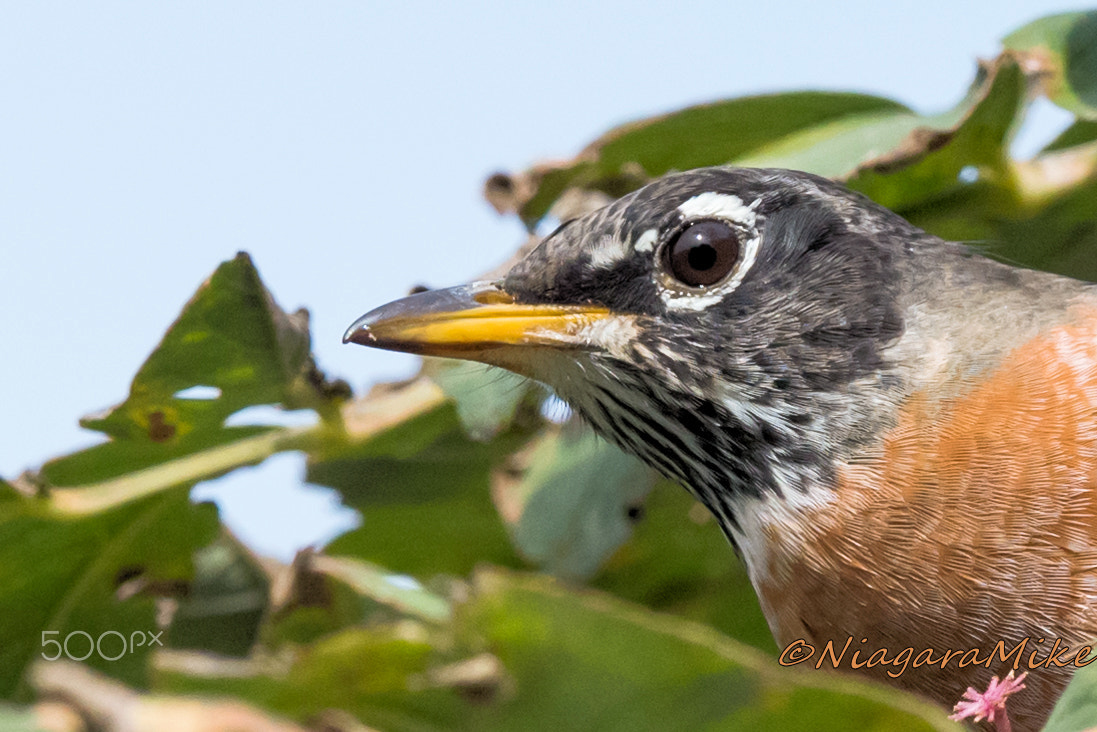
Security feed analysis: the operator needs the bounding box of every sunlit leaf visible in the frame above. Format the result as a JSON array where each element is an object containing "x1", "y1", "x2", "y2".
[
  {"x1": 0, "y1": 705, "x2": 45, "y2": 732},
  {"x1": 40, "y1": 253, "x2": 339, "y2": 493},
  {"x1": 1004, "y1": 10, "x2": 1097, "y2": 120},
  {"x1": 311, "y1": 554, "x2": 452, "y2": 624},
  {"x1": 491, "y1": 92, "x2": 910, "y2": 227}
]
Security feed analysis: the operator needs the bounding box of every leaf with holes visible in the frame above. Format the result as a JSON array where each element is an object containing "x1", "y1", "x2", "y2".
[
  {"x1": 0, "y1": 488, "x2": 217, "y2": 699},
  {"x1": 38, "y1": 254, "x2": 337, "y2": 513},
  {"x1": 40, "y1": 253, "x2": 333, "y2": 484}
]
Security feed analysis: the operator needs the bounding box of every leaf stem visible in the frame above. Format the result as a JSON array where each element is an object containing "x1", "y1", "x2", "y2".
[{"x1": 48, "y1": 426, "x2": 320, "y2": 516}]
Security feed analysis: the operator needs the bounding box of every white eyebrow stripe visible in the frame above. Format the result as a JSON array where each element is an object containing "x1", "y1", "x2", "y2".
[
  {"x1": 676, "y1": 192, "x2": 758, "y2": 226},
  {"x1": 589, "y1": 235, "x2": 631, "y2": 268},
  {"x1": 633, "y1": 228, "x2": 658, "y2": 252}
]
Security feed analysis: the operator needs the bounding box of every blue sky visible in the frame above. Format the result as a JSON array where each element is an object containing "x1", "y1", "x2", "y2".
[{"x1": 2, "y1": 1, "x2": 1081, "y2": 558}]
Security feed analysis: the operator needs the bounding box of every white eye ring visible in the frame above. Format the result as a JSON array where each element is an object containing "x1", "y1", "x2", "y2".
[
  {"x1": 660, "y1": 219, "x2": 742, "y2": 288},
  {"x1": 653, "y1": 193, "x2": 763, "y2": 311}
]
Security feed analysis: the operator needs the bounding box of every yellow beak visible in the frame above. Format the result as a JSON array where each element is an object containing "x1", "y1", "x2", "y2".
[{"x1": 343, "y1": 281, "x2": 612, "y2": 362}]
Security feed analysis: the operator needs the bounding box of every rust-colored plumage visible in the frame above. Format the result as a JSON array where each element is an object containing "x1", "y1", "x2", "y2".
[{"x1": 758, "y1": 307, "x2": 1097, "y2": 728}]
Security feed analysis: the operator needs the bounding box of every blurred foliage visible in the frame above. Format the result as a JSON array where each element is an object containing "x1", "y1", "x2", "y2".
[
  {"x1": 1044, "y1": 649, "x2": 1097, "y2": 732},
  {"x1": 4, "y1": 9, "x2": 1097, "y2": 731}
]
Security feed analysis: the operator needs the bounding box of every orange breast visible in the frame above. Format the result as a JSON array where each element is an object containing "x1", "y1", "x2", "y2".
[{"x1": 756, "y1": 308, "x2": 1097, "y2": 730}]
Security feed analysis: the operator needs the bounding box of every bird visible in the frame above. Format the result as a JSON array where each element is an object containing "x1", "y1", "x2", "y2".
[{"x1": 344, "y1": 167, "x2": 1097, "y2": 730}]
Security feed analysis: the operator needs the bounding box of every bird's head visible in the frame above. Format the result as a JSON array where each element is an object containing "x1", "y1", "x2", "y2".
[{"x1": 345, "y1": 167, "x2": 934, "y2": 530}]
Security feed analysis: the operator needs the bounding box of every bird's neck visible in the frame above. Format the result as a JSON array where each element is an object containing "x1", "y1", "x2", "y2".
[{"x1": 551, "y1": 351, "x2": 879, "y2": 537}]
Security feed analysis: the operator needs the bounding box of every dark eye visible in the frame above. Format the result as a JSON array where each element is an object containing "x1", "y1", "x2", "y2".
[{"x1": 664, "y1": 220, "x2": 741, "y2": 287}]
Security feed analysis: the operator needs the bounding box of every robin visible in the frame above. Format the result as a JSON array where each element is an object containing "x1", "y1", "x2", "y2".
[{"x1": 344, "y1": 167, "x2": 1097, "y2": 730}]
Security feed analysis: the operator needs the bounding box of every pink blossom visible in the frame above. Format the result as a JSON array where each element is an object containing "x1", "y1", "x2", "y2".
[{"x1": 949, "y1": 671, "x2": 1027, "y2": 730}]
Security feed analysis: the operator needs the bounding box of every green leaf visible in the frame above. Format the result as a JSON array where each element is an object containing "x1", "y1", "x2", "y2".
[
  {"x1": 311, "y1": 554, "x2": 452, "y2": 624},
  {"x1": 424, "y1": 361, "x2": 532, "y2": 442},
  {"x1": 165, "y1": 533, "x2": 269, "y2": 657},
  {"x1": 496, "y1": 427, "x2": 655, "y2": 580},
  {"x1": 262, "y1": 552, "x2": 371, "y2": 647},
  {"x1": 158, "y1": 625, "x2": 468, "y2": 731},
  {"x1": 1043, "y1": 119, "x2": 1097, "y2": 152},
  {"x1": 1041, "y1": 649, "x2": 1097, "y2": 732},
  {"x1": 316, "y1": 454, "x2": 525, "y2": 577},
  {"x1": 40, "y1": 253, "x2": 334, "y2": 494},
  {"x1": 854, "y1": 57, "x2": 1024, "y2": 204},
  {"x1": 593, "y1": 481, "x2": 776, "y2": 653},
  {"x1": 495, "y1": 54, "x2": 1034, "y2": 235},
  {"x1": 588, "y1": 93, "x2": 909, "y2": 177},
  {"x1": 459, "y1": 569, "x2": 958, "y2": 731},
  {"x1": 1004, "y1": 10, "x2": 1097, "y2": 119},
  {"x1": 0, "y1": 489, "x2": 218, "y2": 699},
  {"x1": 312, "y1": 383, "x2": 529, "y2": 576},
  {"x1": 750, "y1": 55, "x2": 1025, "y2": 207},
  {"x1": 157, "y1": 568, "x2": 957, "y2": 731},
  {"x1": 997, "y1": 162, "x2": 1097, "y2": 277},
  {"x1": 46, "y1": 426, "x2": 312, "y2": 515},
  {"x1": 892, "y1": 146, "x2": 1097, "y2": 282},
  {"x1": 0, "y1": 705, "x2": 46, "y2": 732},
  {"x1": 496, "y1": 92, "x2": 910, "y2": 226}
]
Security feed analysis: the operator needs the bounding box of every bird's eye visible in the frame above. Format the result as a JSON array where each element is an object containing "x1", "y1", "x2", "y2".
[{"x1": 664, "y1": 220, "x2": 741, "y2": 287}]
